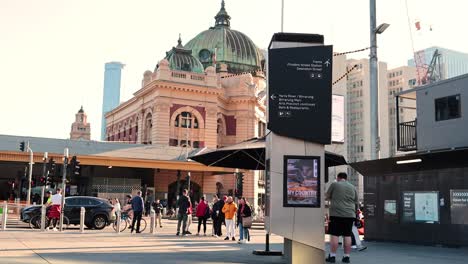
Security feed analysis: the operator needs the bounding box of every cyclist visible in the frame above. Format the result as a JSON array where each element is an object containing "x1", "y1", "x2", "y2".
[{"x1": 46, "y1": 188, "x2": 62, "y2": 231}]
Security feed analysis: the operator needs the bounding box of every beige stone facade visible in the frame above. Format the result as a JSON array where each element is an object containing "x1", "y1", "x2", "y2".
[
  {"x1": 104, "y1": 62, "x2": 266, "y2": 205},
  {"x1": 104, "y1": 1, "x2": 267, "y2": 207}
]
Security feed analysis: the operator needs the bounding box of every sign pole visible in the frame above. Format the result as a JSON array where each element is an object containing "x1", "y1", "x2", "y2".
[{"x1": 59, "y1": 148, "x2": 68, "y2": 232}]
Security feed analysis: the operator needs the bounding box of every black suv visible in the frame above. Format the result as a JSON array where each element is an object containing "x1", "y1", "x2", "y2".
[{"x1": 21, "y1": 196, "x2": 115, "y2": 229}]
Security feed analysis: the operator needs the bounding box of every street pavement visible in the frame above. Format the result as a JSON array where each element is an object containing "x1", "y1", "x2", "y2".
[{"x1": 0, "y1": 218, "x2": 467, "y2": 264}]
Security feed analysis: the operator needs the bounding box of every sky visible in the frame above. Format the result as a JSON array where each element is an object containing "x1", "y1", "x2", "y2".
[{"x1": 1, "y1": 0, "x2": 467, "y2": 141}]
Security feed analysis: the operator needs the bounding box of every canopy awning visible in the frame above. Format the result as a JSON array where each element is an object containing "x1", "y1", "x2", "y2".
[{"x1": 190, "y1": 137, "x2": 346, "y2": 170}]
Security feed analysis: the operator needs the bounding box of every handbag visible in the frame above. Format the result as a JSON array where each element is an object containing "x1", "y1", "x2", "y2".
[{"x1": 242, "y1": 216, "x2": 253, "y2": 228}]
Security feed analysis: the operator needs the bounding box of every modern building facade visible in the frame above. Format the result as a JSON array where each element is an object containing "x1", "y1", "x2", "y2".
[
  {"x1": 408, "y1": 46, "x2": 468, "y2": 81},
  {"x1": 70, "y1": 106, "x2": 91, "y2": 140},
  {"x1": 345, "y1": 59, "x2": 389, "y2": 196},
  {"x1": 325, "y1": 53, "x2": 348, "y2": 183},
  {"x1": 387, "y1": 66, "x2": 417, "y2": 156},
  {"x1": 101, "y1": 62, "x2": 124, "y2": 141}
]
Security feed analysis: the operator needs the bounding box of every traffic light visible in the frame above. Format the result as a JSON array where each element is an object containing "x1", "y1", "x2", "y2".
[
  {"x1": 19, "y1": 141, "x2": 25, "y2": 152},
  {"x1": 236, "y1": 172, "x2": 244, "y2": 198},
  {"x1": 47, "y1": 158, "x2": 56, "y2": 186},
  {"x1": 70, "y1": 156, "x2": 81, "y2": 177}
]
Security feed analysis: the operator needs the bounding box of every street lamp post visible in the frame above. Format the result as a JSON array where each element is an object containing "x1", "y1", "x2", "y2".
[{"x1": 370, "y1": 0, "x2": 389, "y2": 160}]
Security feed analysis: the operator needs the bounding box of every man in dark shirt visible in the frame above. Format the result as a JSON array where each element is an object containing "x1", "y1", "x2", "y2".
[
  {"x1": 211, "y1": 195, "x2": 225, "y2": 237},
  {"x1": 130, "y1": 191, "x2": 145, "y2": 234},
  {"x1": 176, "y1": 189, "x2": 190, "y2": 236}
]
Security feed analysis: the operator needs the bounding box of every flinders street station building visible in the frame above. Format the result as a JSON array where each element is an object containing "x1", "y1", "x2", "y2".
[
  {"x1": 101, "y1": 1, "x2": 267, "y2": 207},
  {"x1": 0, "y1": 1, "x2": 267, "y2": 209}
]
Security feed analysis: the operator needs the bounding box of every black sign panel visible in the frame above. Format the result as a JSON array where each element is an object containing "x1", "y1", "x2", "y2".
[
  {"x1": 268, "y1": 45, "x2": 333, "y2": 144},
  {"x1": 450, "y1": 189, "x2": 468, "y2": 225},
  {"x1": 402, "y1": 192, "x2": 416, "y2": 222}
]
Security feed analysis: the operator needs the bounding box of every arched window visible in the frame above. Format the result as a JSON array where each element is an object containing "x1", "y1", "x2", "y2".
[
  {"x1": 174, "y1": 112, "x2": 198, "y2": 129},
  {"x1": 144, "y1": 113, "x2": 152, "y2": 144}
]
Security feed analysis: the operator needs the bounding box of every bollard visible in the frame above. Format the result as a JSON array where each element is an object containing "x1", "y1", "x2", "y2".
[
  {"x1": 1, "y1": 202, "x2": 7, "y2": 230},
  {"x1": 116, "y1": 211, "x2": 121, "y2": 234},
  {"x1": 80, "y1": 207, "x2": 85, "y2": 233},
  {"x1": 40, "y1": 205, "x2": 46, "y2": 232},
  {"x1": 150, "y1": 211, "x2": 156, "y2": 234}
]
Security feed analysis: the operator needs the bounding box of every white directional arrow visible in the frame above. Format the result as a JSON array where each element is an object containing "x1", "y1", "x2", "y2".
[
  {"x1": 324, "y1": 60, "x2": 331, "y2": 67},
  {"x1": 270, "y1": 94, "x2": 277, "y2": 100}
]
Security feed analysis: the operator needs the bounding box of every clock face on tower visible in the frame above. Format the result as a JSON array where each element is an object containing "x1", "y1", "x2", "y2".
[{"x1": 199, "y1": 49, "x2": 211, "y2": 62}]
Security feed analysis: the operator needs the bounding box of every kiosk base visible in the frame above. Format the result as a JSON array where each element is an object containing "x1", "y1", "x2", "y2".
[{"x1": 252, "y1": 234, "x2": 283, "y2": 256}]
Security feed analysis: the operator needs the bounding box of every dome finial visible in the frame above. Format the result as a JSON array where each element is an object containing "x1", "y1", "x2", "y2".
[
  {"x1": 215, "y1": 0, "x2": 231, "y2": 28},
  {"x1": 177, "y1": 33, "x2": 183, "y2": 48}
]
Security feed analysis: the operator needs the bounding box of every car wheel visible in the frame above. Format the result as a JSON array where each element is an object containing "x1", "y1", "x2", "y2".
[{"x1": 92, "y1": 215, "x2": 107, "y2": 230}]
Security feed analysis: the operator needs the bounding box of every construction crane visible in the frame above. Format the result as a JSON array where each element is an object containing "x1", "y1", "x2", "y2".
[
  {"x1": 425, "y1": 49, "x2": 443, "y2": 84},
  {"x1": 405, "y1": 0, "x2": 440, "y2": 85}
]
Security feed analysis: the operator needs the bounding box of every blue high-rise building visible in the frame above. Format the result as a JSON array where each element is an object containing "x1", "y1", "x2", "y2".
[
  {"x1": 408, "y1": 46, "x2": 468, "y2": 79},
  {"x1": 101, "y1": 62, "x2": 124, "y2": 140}
]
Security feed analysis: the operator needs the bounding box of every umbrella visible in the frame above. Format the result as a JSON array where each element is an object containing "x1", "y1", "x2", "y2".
[{"x1": 190, "y1": 137, "x2": 346, "y2": 170}]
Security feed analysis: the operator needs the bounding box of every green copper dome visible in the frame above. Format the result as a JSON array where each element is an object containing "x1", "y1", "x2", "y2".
[
  {"x1": 185, "y1": 0, "x2": 264, "y2": 74},
  {"x1": 163, "y1": 35, "x2": 205, "y2": 74}
]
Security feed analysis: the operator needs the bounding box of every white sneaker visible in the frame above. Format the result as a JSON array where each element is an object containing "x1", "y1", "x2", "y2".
[
  {"x1": 46, "y1": 227, "x2": 50, "y2": 231},
  {"x1": 53, "y1": 227, "x2": 58, "y2": 232}
]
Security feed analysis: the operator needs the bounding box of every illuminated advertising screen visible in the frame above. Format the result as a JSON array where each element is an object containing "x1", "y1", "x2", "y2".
[
  {"x1": 402, "y1": 191, "x2": 439, "y2": 223},
  {"x1": 283, "y1": 156, "x2": 320, "y2": 207}
]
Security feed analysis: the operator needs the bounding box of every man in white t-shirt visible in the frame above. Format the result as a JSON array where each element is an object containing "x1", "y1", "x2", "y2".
[{"x1": 47, "y1": 188, "x2": 63, "y2": 231}]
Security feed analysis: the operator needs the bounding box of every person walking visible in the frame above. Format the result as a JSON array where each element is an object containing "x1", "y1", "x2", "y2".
[
  {"x1": 152, "y1": 199, "x2": 164, "y2": 228},
  {"x1": 222, "y1": 196, "x2": 237, "y2": 241},
  {"x1": 351, "y1": 208, "x2": 367, "y2": 251},
  {"x1": 211, "y1": 195, "x2": 223, "y2": 237},
  {"x1": 325, "y1": 172, "x2": 359, "y2": 263},
  {"x1": 130, "y1": 191, "x2": 144, "y2": 234},
  {"x1": 237, "y1": 197, "x2": 252, "y2": 244},
  {"x1": 176, "y1": 189, "x2": 190, "y2": 236},
  {"x1": 196, "y1": 196, "x2": 209, "y2": 236},
  {"x1": 46, "y1": 188, "x2": 62, "y2": 231}
]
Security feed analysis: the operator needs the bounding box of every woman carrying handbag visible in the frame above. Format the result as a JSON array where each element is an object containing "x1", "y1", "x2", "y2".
[{"x1": 237, "y1": 197, "x2": 252, "y2": 244}]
